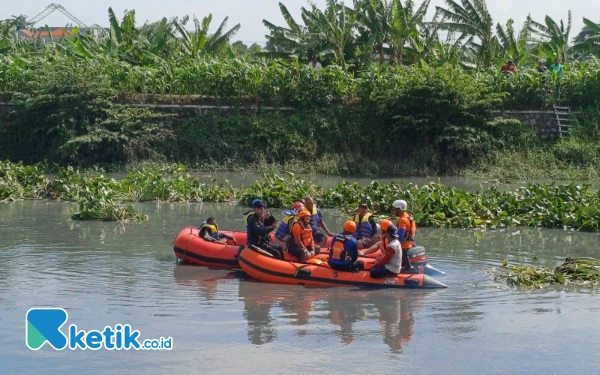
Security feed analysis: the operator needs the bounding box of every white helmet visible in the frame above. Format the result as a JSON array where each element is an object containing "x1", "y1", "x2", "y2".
[{"x1": 392, "y1": 199, "x2": 407, "y2": 211}]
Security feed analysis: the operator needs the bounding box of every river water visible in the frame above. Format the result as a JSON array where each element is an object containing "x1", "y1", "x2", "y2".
[{"x1": 2, "y1": 201, "x2": 600, "y2": 374}]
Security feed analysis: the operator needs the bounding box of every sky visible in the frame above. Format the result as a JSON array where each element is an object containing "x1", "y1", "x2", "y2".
[{"x1": 3, "y1": 0, "x2": 599, "y2": 45}]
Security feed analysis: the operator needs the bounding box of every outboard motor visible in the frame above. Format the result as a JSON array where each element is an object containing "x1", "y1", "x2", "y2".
[{"x1": 406, "y1": 246, "x2": 446, "y2": 277}]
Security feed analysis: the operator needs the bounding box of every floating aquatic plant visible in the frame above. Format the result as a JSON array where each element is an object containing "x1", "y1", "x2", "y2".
[
  {"x1": 4, "y1": 160, "x2": 600, "y2": 229},
  {"x1": 491, "y1": 257, "x2": 600, "y2": 288}
]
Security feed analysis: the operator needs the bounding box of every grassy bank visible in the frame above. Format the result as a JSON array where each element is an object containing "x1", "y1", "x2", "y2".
[{"x1": 2, "y1": 56, "x2": 600, "y2": 178}]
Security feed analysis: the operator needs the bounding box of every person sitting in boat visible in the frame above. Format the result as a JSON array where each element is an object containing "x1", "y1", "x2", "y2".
[
  {"x1": 370, "y1": 225, "x2": 402, "y2": 278},
  {"x1": 359, "y1": 219, "x2": 393, "y2": 257},
  {"x1": 288, "y1": 210, "x2": 319, "y2": 262},
  {"x1": 246, "y1": 199, "x2": 283, "y2": 259},
  {"x1": 328, "y1": 220, "x2": 364, "y2": 272},
  {"x1": 352, "y1": 203, "x2": 378, "y2": 249},
  {"x1": 275, "y1": 201, "x2": 305, "y2": 242},
  {"x1": 392, "y1": 199, "x2": 417, "y2": 271},
  {"x1": 199, "y1": 217, "x2": 237, "y2": 245},
  {"x1": 304, "y1": 196, "x2": 333, "y2": 247}
]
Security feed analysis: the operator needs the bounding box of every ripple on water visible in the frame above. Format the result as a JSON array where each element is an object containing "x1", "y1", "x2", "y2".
[{"x1": 3, "y1": 201, "x2": 600, "y2": 374}]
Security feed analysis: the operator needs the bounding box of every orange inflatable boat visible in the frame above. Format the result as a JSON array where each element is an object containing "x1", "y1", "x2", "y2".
[
  {"x1": 173, "y1": 227, "x2": 246, "y2": 268},
  {"x1": 173, "y1": 227, "x2": 347, "y2": 268},
  {"x1": 172, "y1": 227, "x2": 446, "y2": 278},
  {"x1": 238, "y1": 246, "x2": 447, "y2": 289}
]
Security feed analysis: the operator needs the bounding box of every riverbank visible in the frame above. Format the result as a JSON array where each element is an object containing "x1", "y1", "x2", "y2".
[{"x1": 3, "y1": 59, "x2": 600, "y2": 178}]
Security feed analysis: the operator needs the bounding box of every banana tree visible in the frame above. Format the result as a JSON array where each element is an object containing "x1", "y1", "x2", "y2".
[
  {"x1": 573, "y1": 18, "x2": 600, "y2": 56},
  {"x1": 174, "y1": 14, "x2": 240, "y2": 58},
  {"x1": 531, "y1": 11, "x2": 572, "y2": 62},
  {"x1": 434, "y1": 0, "x2": 497, "y2": 68},
  {"x1": 390, "y1": 0, "x2": 430, "y2": 65},
  {"x1": 354, "y1": 0, "x2": 392, "y2": 64},
  {"x1": 301, "y1": 0, "x2": 358, "y2": 70},
  {"x1": 431, "y1": 33, "x2": 473, "y2": 68},
  {"x1": 139, "y1": 17, "x2": 180, "y2": 59},
  {"x1": 0, "y1": 21, "x2": 19, "y2": 55},
  {"x1": 496, "y1": 16, "x2": 534, "y2": 66},
  {"x1": 262, "y1": 2, "x2": 309, "y2": 59}
]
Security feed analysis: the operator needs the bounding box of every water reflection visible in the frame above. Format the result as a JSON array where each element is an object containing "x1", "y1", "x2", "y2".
[
  {"x1": 238, "y1": 280, "x2": 279, "y2": 345},
  {"x1": 172, "y1": 265, "x2": 441, "y2": 353}
]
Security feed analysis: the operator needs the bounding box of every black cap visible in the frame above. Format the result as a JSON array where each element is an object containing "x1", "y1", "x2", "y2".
[
  {"x1": 387, "y1": 225, "x2": 399, "y2": 238},
  {"x1": 359, "y1": 203, "x2": 368, "y2": 209}
]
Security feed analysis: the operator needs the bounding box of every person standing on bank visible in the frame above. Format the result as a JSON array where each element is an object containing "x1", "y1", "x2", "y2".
[{"x1": 304, "y1": 196, "x2": 333, "y2": 247}]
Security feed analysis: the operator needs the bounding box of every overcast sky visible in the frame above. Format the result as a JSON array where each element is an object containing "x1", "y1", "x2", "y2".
[{"x1": 3, "y1": 0, "x2": 598, "y2": 45}]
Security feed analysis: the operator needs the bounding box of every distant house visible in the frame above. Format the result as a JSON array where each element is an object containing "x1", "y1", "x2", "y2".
[{"x1": 18, "y1": 27, "x2": 93, "y2": 43}]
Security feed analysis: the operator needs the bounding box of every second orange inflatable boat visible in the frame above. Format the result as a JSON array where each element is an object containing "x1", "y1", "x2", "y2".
[{"x1": 238, "y1": 246, "x2": 447, "y2": 289}]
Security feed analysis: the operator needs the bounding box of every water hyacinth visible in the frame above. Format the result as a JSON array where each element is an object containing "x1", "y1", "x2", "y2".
[
  {"x1": 491, "y1": 257, "x2": 600, "y2": 288},
  {"x1": 3, "y1": 160, "x2": 600, "y2": 229}
]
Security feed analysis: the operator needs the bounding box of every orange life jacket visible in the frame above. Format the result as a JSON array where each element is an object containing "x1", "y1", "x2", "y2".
[
  {"x1": 291, "y1": 222, "x2": 314, "y2": 248},
  {"x1": 330, "y1": 234, "x2": 349, "y2": 261},
  {"x1": 396, "y1": 212, "x2": 416, "y2": 249}
]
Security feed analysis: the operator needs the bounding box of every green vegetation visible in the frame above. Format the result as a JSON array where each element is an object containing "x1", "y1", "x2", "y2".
[
  {"x1": 491, "y1": 257, "x2": 600, "y2": 288},
  {"x1": 4, "y1": 161, "x2": 600, "y2": 231},
  {"x1": 1, "y1": 2, "x2": 600, "y2": 177}
]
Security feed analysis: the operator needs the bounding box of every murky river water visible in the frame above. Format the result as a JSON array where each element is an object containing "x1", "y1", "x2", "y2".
[{"x1": 2, "y1": 200, "x2": 600, "y2": 374}]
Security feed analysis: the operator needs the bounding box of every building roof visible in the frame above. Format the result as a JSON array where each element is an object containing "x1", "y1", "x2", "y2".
[{"x1": 18, "y1": 27, "x2": 93, "y2": 39}]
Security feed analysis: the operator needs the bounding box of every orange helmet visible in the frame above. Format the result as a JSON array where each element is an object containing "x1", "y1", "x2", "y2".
[
  {"x1": 343, "y1": 220, "x2": 357, "y2": 233},
  {"x1": 297, "y1": 210, "x2": 312, "y2": 219},
  {"x1": 291, "y1": 202, "x2": 306, "y2": 211},
  {"x1": 379, "y1": 219, "x2": 393, "y2": 233}
]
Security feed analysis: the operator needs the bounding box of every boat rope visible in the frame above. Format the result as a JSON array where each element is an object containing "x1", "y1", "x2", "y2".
[
  {"x1": 292, "y1": 264, "x2": 311, "y2": 278},
  {"x1": 182, "y1": 235, "x2": 196, "y2": 261}
]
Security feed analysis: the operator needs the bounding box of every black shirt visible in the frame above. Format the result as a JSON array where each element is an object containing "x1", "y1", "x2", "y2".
[{"x1": 246, "y1": 213, "x2": 277, "y2": 246}]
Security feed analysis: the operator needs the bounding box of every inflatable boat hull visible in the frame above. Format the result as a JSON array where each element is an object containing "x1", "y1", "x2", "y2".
[{"x1": 239, "y1": 247, "x2": 447, "y2": 289}]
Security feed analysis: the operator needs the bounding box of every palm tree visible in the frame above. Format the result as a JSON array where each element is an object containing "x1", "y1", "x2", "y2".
[
  {"x1": 434, "y1": 0, "x2": 497, "y2": 68},
  {"x1": 572, "y1": 18, "x2": 600, "y2": 56},
  {"x1": 9, "y1": 14, "x2": 32, "y2": 31},
  {"x1": 496, "y1": 16, "x2": 534, "y2": 66},
  {"x1": 175, "y1": 14, "x2": 241, "y2": 58},
  {"x1": 389, "y1": 0, "x2": 430, "y2": 65},
  {"x1": 531, "y1": 11, "x2": 572, "y2": 62}
]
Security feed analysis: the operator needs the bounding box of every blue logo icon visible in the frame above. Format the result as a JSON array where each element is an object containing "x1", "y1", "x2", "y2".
[
  {"x1": 26, "y1": 307, "x2": 173, "y2": 351},
  {"x1": 26, "y1": 308, "x2": 69, "y2": 350}
]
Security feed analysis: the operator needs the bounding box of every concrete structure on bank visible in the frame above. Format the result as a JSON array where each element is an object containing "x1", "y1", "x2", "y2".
[
  {"x1": 0, "y1": 100, "x2": 572, "y2": 139},
  {"x1": 489, "y1": 110, "x2": 569, "y2": 139}
]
